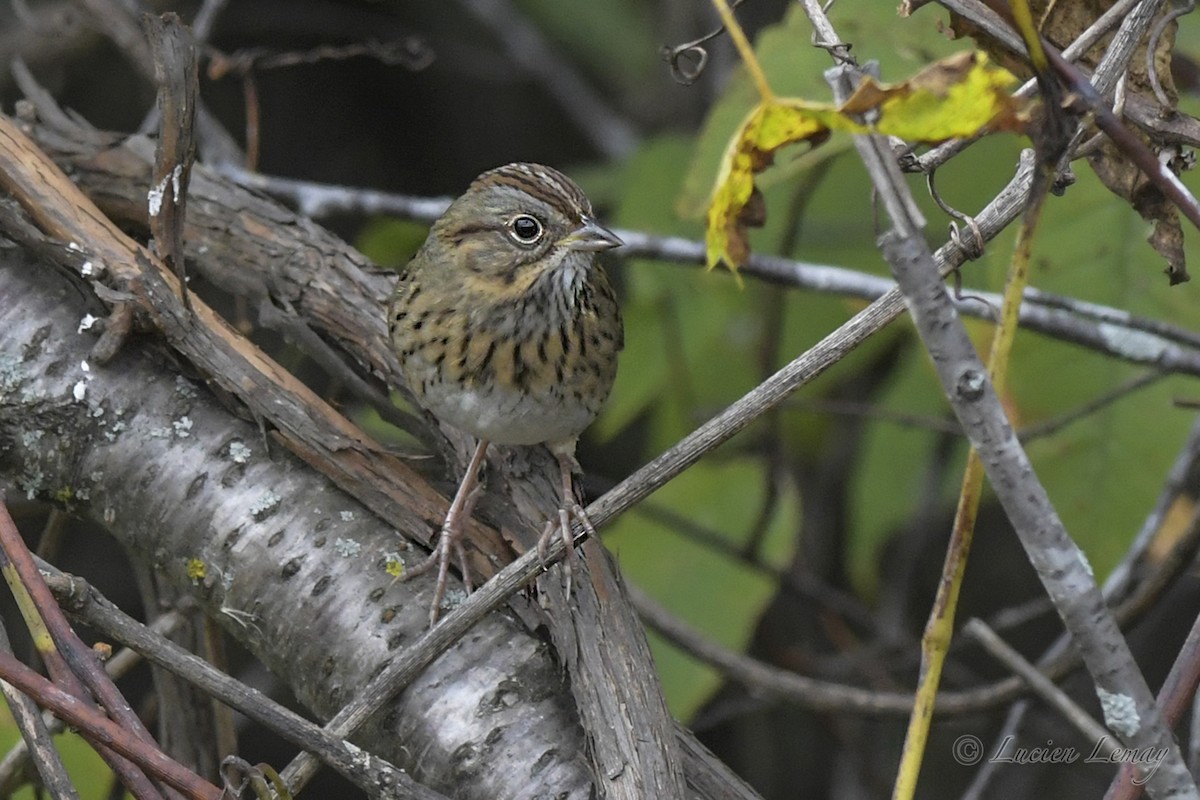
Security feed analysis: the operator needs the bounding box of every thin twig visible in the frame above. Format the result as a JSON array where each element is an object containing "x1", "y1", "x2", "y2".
[
  {"x1": 911, "y1": 0, "x2": 1175, "y2": 175},
  {"x1": 0, "y1": 612, "x2": 184, "y2": 796},
  {"x1": 73, "y1": 0, "x2": 244, "y2": 166},
  {"x1": 0, "y1": 505, "x2": 159, "y2": 749},
  {"x1": 1017, "y1": 370, "x2": 1166, "y2": 441},
  {"x1": 143, "y1": 12, "x2": 198, "y2": 310},
  {"x1": 38, "y1": 570, "x2": 448, "y2": 800},
  {"x1": 189, "y1": 0, "x2": 229, "y2": 42},
  {"x1": 965, "y1": 619, "x2": 1115, "y2": 750},
  {"x1": 1104, "y1": 589, "x2": 1200, "y2": 800},
  {"x1": 214, "y1": 165, "x2": 1200, "y2": 379},
  {"x1": 627, "y1": 482, "x2": 1200, "y2": 718},
  {"x1": 784, "y1": 370, "x2": 1165, "y2": 444},
  {"x1": 0, "y1": 649, "x2": 222, "y2": 800},
  {"x1": 1108, "y1": 416, "x2": 1200, "y2": 599},
  {"x1": 959, "y1": 699, "x2": 1033, "y2": 800},
  {"x1": 893, "y1": 114, "x2": 1048, "y2": 796},
  {"x1": 821, "y1": 7, "x2": 1198, "y2": 792},
  {"x1": 206, "y1": 38, "x2": 433, "y2": 75},
  {"x1": 0, "y1": 618, "x2": 79, "y2": 800},
  {"x1": 0, "y1": 500, "x2": 163, "y2": 798}
]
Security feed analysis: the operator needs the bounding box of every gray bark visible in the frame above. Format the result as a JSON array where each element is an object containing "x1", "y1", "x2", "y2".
[{"x1": 0, "y1": 247, "x2": 593, "y2": 798}]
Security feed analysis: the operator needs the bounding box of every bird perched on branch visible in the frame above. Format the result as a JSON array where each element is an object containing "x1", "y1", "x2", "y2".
[{"x1": 388, "y1": 162, "x2": 623, "y2": 624}]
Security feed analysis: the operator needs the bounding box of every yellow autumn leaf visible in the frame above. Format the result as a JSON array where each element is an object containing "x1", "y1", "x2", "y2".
[
  {"x1": 705, "y1": 51, "x2": 1023, "y2": 271},
  {"x1": 844, "y1": 51, "x2": 1022, "y2": 141},
  {"x1": 706, "y1": 101, "x2": 835, "y2": 269}
]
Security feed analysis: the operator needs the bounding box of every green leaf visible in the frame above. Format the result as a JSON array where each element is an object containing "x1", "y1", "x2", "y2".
[
  {"x1": 355, "y1": 218, "x2": 430, "y2": 269},
  {"x1": 0, "y1": 706, "x2": 114, "y2": 799},
  {"x1": 604, "y1": 457, "x2": 798, "y2": 718},
  {"x1": 515, "y1": 0, "x2": 657, "y2": 93}
]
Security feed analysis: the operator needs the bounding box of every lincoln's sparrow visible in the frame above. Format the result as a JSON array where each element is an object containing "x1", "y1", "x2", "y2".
[{"x1": 389, "y1": 163, "x2": 623, "y2": 624}]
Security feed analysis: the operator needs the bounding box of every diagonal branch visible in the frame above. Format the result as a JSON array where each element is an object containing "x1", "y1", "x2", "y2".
[
  {"x1": 0, "y1": 113, "x2": 752, "y2": 800},
  {"x1": 0, "y1": 249, "x2": 594, "y2": 798}
]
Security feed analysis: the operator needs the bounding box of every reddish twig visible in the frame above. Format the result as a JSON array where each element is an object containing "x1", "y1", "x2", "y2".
[
  {"x1": 0, "y1": 500, "x2": 164, "y2": 798},
  {"x1": 0, "y1": 647, "x2": 222, "y2": 799},
  {"x1": 1103, "y1": 595, "x2": 1200, "y2": 800}
]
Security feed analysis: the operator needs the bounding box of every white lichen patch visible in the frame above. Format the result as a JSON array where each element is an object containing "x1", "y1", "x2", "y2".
[
  {"x1": 334, "y1": 537, "x2": 362, "y2": 557},
  {"x1": 0, "y1": 353, "x2": 22, "y2": 397},
  {"x1": 148, "y1": 174, "x2": 168, "y2": 216},
  {"x1": 339, "y1": 510, "x2": 355, "y2": 522},
  {"x1": 80, "y1": 261, "x2": 94, "y2": 277},
  {"x1": 20, "y1": 429, "x2": 44, "y2": 448},
  {"x1": 1077, "y1": 550, "x2": 1094, "y2": 579},
  {"x1": 1097, "y1": 687, "x2": 1140, "y2": 738},
  {"x1": 73, "y1": 361, "x2": 91, "y2": 402},
  {"x1": 105, "y1": 419, "x2": 127, "y2": 442},
  {"x1": 228, "y1": 441, "x2": 251, "y2": 463},
  {"x1": 170, "y1": 164, "x2": 183, "y2": 201},
  {"x1": 148, "y1": 165, "x2": 185, "y2": 216},
  {"x1": 249, "y1": 491, "x2": 281, "y2": 521},
  {"x1": 149, "y1": 426, "x2": 172, "y2": 439},
  {"x1": 147, "y1": 185, "x2": 163, "y2": 216},
  {"x1": 1097, "y1": 324, "x2": 1168, "y2": 363},
  {"x1": 173, "y1": 416, "x2": 193, "y2": 438},
  {"x1": 174, "y1": 375, "x2": 197, "y2": 399},
  {"x1": 78, "y1": 314, "x2": 98, "y2": 333},
  {"x1": 20, "y1": 467, "x2": 44, "y2": 500}
]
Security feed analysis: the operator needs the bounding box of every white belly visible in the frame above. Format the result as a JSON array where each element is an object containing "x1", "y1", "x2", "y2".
[{"x1": 420, "y1": 381, "x2": 593, "y2": 447}]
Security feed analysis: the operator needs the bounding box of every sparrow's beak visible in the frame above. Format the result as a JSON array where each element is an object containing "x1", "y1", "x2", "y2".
[{"x1": 564, "y1": 218, "x2": 623, "y2": 252}]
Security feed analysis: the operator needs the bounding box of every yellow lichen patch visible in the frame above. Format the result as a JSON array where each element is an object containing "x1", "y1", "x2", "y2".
[{"x1": 186, "y1": 558, "x2": 207, "y2": 582}]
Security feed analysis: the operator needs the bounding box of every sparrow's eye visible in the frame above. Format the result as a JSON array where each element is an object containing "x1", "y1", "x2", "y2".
[{"x1": 509, "y1": 215, "x2": 544, "y2": 245}]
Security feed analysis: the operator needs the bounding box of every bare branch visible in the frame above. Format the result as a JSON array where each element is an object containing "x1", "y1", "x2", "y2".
[
  {"x1": 143, "y1": 12, "x2": 198, "y2": 309},
  {"x1": 40, "y1": 570, "x2": 446, "y2": 800},
  {"x1": 964, "y1": 619, "x2": 1114, "y2": 750},
  {"x1": 0, "y1": 619, "x2": 79, "y2": 800},
  {"x1": 210, "y1": 165, "x2": 1200, "y2": 379},
  {"x1": 0, "y1": 502, "x2": 218, "y2": 800},
  {"x1": 812, "y1": 0, "x2": 1198, "y2": 789},
  {"x1": 0, "y1": 251, "x2": 595, "y2": 798}
]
